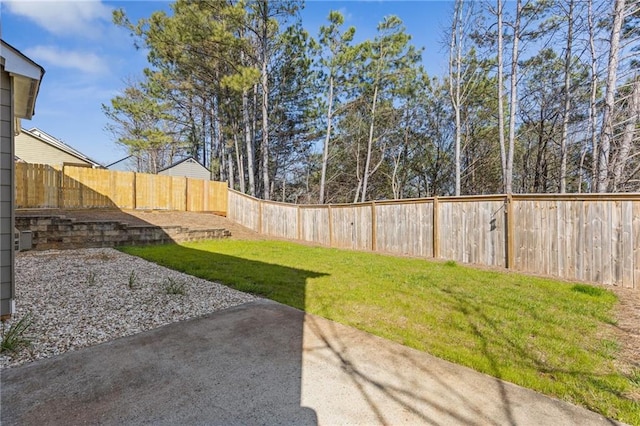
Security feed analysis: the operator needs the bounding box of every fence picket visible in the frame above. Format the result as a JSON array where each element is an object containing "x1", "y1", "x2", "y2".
[{"x1": 14, "y1": 163, "x2": 226, "y2": 213}]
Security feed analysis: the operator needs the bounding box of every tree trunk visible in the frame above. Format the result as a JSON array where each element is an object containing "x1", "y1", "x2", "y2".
[
  {"x1": 233, "y1": 133, "x2": 245, "y2": 193},
  {"x1": 282, "y1": 178, "x2": 286, "y2": 202},
  {"x1": 588, "y1": 0, "x2": 599, "y2": 191},
  {"x1": 261, "y1": 59, "x2": 270, "y2": 200},
  {"x1": 243, "y1": 89, "x2": 256, "y2": 196},
  {"x1": 496, "y1": 0, "x2": 507, "y2": 193},
  {"x1": 353, "y1": 138, "x2": 363, "y2": 204},
  {"x1": 597, "y1": 0, "x2": 626, "y2": 192},
  {"x1": 612, "y1": 77, "x2": 640, "y2": 191},
  {"x1": 260, "y1": 2, "x2": 270, "y2": 201},
  {"x1": 506, "y1": 0, "x2": 522, "y2": 194},
  {"x1": 450, "y1": 0, "x2": 464, "y2": 196},
  {"x1": 211, "y1": 96, "x2": 223, "y2": 181},
  {"x1": 228, "y1": 150, "x2": 234, "y2": 190},
  {"x1": 360, "y1": 84, "x2": 379, "y2": 202},
  {"x1": 392, "y1": 109, "x2": 410, "y2": 199},
  {"x1": 319, "y1": 75, "x2": 334, "y2": 204},
  {"x1": 559, "y1": 0, "x2": 574, "y2": 193},
  {"x1": 201, "y1": 105, "x2": 207, "y2": 169},
  {"x1": 534, "y1": 110, "x2": 548, "y2": 193}
]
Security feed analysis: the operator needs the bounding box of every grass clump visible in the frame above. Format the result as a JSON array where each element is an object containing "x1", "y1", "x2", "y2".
[
  {"x1": 163, "y1": 277, "x2": 186, "y2": 296},
  {"x1": 120, "y1": 240, "x2": 639, "y2": 424},
  {"x1": 629, "y1": 369, "x2": 640, "y2": 387},
  {"x1": 1, "y1": 314, "x2": 33, "y2": 353},
  {"x1": 128, "y1": 271, "x2": 138, "y2": 290},
  {"x1": 572, "y1": 283, "x2": 608, "y2": 297},
  {"x1": 86, "y1": 271, "x2": 97, "y2": 286}
]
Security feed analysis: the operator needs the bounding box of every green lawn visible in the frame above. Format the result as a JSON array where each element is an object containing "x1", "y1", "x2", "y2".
[{"x1": 120, "y1": 240, "x2": 640, "y2": 424}]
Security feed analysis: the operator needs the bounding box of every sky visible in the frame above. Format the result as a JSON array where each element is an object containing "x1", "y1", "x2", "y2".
[{"x1": 1, "y1": 0, "x2": 455, "y2": 167}]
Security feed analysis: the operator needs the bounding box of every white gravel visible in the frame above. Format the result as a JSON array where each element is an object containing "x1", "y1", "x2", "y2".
[{"x1": 0, "y1": 248, "x2": 258, "y2": 369}]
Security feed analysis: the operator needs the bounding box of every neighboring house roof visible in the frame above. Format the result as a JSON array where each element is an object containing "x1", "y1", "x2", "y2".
[
  {"x1": 158, "y1": 156, "x2": 211, "y2": 180},
  {"x1": 1, "y1": 40, "x2": 45, "y2": 119},
  {"x1": 19, "y1": 127, "x2": 104, "y2": 168}
]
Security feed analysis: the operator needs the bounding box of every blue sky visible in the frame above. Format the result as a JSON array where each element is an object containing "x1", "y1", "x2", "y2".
[{"x1": 2, "y1": 1, "x2": 454, "y2": 166}]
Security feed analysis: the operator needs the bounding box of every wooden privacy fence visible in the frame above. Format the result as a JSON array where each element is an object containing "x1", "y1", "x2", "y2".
[
  {"x1": 228, "y1": 189, "x2": 640, "y2": 289},
  {"x1": 15, "y1": 163, "x2": 228, "y2": 213}
]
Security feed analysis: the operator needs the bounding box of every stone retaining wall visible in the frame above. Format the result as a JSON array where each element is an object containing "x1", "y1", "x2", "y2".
[{"x1": 15, "y1": 215, "x2": 230, "y2": 250}]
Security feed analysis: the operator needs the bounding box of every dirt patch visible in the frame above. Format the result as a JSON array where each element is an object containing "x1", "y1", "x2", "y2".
[{"x1": 608, "y1": 286, "x2": 640, "y2": 377}]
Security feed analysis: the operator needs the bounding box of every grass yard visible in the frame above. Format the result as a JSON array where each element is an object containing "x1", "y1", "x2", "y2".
[{"x1": 121, "y1": 240, "x2": 640, "y2": 424}]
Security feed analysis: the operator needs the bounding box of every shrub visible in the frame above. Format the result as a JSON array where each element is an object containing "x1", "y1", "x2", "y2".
[
  {"x1": 1, "y1": 314, "x2": 33, "y2": 353},
  {"x1": 163, "y1": 277, "x2": 186, "y2": 296}
]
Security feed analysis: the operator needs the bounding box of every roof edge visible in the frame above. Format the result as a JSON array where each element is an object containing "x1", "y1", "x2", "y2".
[
  {"x1": 20, "y1": 127, "x2": 104, "y2": 168},
  {"x1": 2, "y1": 40, "x2": 45, "y2": 119},
  {"x1": 1, "y1": 40, "x2": 45, "y2": 80},
  {"x1": 158, "y1": 156, "x2": 210, "y2": 173}
]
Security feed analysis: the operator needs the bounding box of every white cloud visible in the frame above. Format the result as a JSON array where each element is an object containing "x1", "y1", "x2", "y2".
[
  {"x1": 337, "y1": 7, "x2": 353, "y2": 22},
  {"x1": 4, "y1": 0, "x2": 112, "y2": 37},
  {"x1": 24, "y1": 45, "x2": 108, "y2": 74}
]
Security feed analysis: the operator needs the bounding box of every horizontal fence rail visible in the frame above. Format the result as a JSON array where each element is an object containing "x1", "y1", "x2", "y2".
[
  {"x1": 227, "y1": 189, "x2": 640, "y2": 289},
  {"x1": 15, "y1": 163, "x2": 228, "y2": 213}
]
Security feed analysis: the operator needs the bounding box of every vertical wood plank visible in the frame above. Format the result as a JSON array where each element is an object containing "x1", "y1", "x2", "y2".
[
  {"x1": 622, "y1": 201, "x2": 633, "y2": 288},
  {"x1": 297, "y1": 205, "x2": 301, "y2": 241},
  {"x1": 602, "y1": 201, "x2": 612, "y2": 285},
  {"x1": 633, "y1": 201, "x2": 640, "y2": 289},
  {"x1": 593, "y1": 202, "x2": 603, "y2": 283},
  {"x1": 506, "y1": 195, "x2": 514, "y2": 269},
  {"x1": 432, "y1": 197, "x2": 439, "y2": 259},
  {"x1": 557, "y1": 202, "x2": 567, "y2": 277},
  {"x1": 371, "y1": 202, "x2": 377, "y2": 252},
  {"x1": 611, "y1": 201, "x2": 621, "y2": 285},
  {"x1": 566, "y1": 200, "x2": 575, "y2": 280},
  {"x1": 523, "y1": 200, "x2": 530, "y2": 272},
  {"x1": 549, "y1": 201, "x2": 558, "y2": 277},
  {"x1": 575, "y1": 200, "x2": 582, "y2": 281},
  {"x1": 580, "y1": 200, "x2": 589, "y2": 282},
  {"x1": 328, "y1": 205, "x2": 333, "y2": 248}
]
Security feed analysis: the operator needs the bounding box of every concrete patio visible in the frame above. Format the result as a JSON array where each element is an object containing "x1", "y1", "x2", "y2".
[{"x1": 0, "y1": 300, "x2": 623, "y2": 425}]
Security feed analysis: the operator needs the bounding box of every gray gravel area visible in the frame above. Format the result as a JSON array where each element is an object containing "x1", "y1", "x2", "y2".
[{"x1": 0, "y1": 248, "x2": 257, "y2": 369}]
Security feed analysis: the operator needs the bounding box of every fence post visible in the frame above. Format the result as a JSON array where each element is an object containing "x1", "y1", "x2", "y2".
[
  {"x1": 433, "y1": 196, "x2": 439, "y2": 258},
  {"x1": 258, "y1": 200, "x2": 263, "y2": 234},
  {"x1": 371, "y1": 201, "x2": 377, "y2": 252},
  {"x1": 506, "y1": 194, "x2": 515, "y2": 269}
]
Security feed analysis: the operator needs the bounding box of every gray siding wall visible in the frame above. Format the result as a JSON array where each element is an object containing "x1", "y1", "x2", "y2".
[
  {"x1": 0, "y1": 66, "x2": 14, "y2": 316},
  {"x1": 15, "y1": 131, "x2": 91, "y2": 166},
  {"x1": 158, "y1": 159, "x2": 210, "y2": 180}
]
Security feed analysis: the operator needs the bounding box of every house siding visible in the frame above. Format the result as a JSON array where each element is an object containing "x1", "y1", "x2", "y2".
[
  {"x1": 0, "y1": 66, "x2": 14, "y2": 316},
  {"x1": 158, "y1": 159, "x2": 211, "y2": 180},
  {"x1": 15, "y1": 131, "x2": 92, "y2": 167}
]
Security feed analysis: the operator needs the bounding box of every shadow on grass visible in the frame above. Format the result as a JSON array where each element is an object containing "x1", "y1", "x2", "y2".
[
  {"x1": 126, "y1": 244, "x2": 520, "y2": 425},
  {"x1": 116, "y1": 242, "x2": 635, "y2": 425},
  {"x1": 439, "y1": 284, "x2": 636, "y2": 425},
  {"x1": 120, "y1": 243, "x2": 328, "y2": 310}
]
